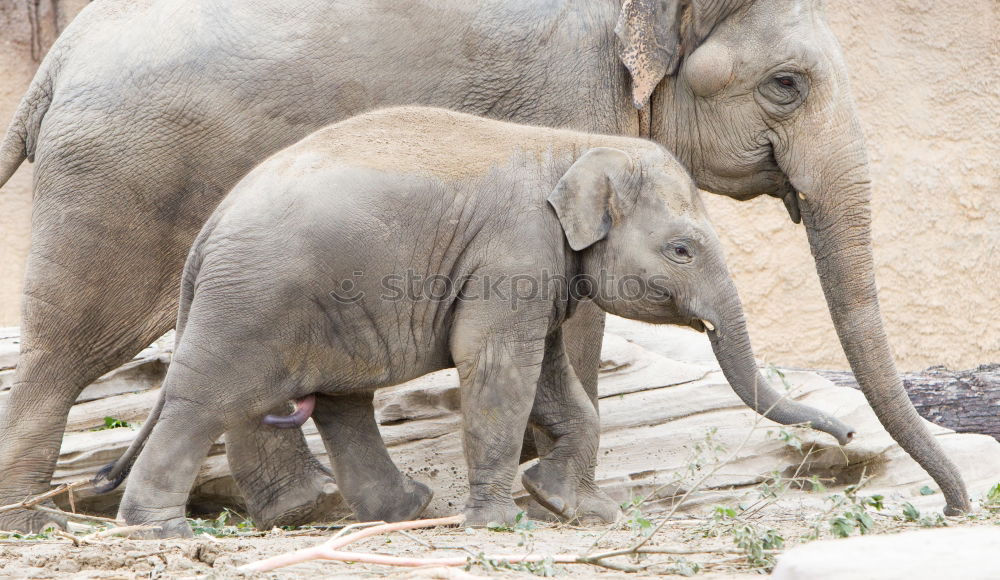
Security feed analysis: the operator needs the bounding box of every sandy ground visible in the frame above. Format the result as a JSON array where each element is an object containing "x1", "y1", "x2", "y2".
[{"x1": 3, "y1": 496, "x2": 998, "y2": 579}]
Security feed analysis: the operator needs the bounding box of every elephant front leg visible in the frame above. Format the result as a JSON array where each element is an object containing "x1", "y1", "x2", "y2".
[
  {"x1": 452, "y1": 320, "x2": 546, "y2": 528},
  {"x1": 311, "y1": 392, "x2": 433, "y2": 522},
  {"x1": 226, "y1": 411, "x2": 343, "y2": 529},
  {"x1": 522, "y1": 329, "x2": 620, "y2": 524}
]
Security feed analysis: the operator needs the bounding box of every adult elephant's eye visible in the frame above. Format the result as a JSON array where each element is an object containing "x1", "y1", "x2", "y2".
[
  {"x1": 665, "y1": 242, "x2": 693, "y2": 264},
  {"x1": 758, "y1": 71, "x2": 808, "y2": 111}
]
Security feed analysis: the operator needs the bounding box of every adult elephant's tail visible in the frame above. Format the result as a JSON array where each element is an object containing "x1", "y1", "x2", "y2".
[
  {"x1": 92, "y1": 389, "x2": 167, "y2": 494},
  {"x1": 0, "y1": 58, "x2": 56, "y2": 189}
]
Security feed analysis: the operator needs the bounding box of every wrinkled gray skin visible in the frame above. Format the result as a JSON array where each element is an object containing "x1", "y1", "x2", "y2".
[
  {"x1": 0, "y1": 0, "x2": 968, "y2": 532},
  {"x1": 110, "y1": 107, "x2": 852, "y2": 537}
]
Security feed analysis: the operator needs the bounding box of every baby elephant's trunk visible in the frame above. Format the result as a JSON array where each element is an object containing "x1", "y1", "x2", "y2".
[
  {"x1": 262, "y1": 395, "x2": 317, "y2": 429},
  {"x1": 92, "y1": 389, "x2": 167, "y2": 493}
]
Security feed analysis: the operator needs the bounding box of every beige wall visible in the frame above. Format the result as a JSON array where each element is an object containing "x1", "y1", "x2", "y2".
[
  {"x1": 0, "y1": 0, "x2": 996, "y2": 370},
  {"x1": 0, "y1": 2, "x2": 40, "y2": 333}
]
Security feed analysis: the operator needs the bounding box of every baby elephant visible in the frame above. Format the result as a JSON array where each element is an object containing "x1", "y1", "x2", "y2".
[{"x1": 105, "y1": 107, "x2": 853, "y2": 537}]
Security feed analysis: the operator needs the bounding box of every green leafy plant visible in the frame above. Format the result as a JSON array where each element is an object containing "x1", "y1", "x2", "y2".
[
  {"x1": 0, "y1": 526, "x2": 58, "y2": 541},
  {"x1": 187, "y1": 508, "x2": 256, "y2": 537},
  {"x1": 621, "y1": 497, "x2": 654, "y2": 538},
  {"x1": 901, "y1": 502, "x2": 921, "y2": 522},
  {"x1": 670, "y1": 557, "x2": 701, "y2": 577},
  {"x1": 699, "y1": 504, "x2": 783, "y2": 570},
  {"x1": 804, "y1": 484, "x2": 885, "y2": 540},
  {"x1": 486, "y1": 512, "x2": 535, "y2": 548},
  {"x1": 469, "y1": 553, "x2": 557, "y2": 577},
  {"x1": 896, "y1": 502, "x2": 947, "y2": 528},
  {"x1": 733, "y1": 522, "x2": 784, "y2": 568},
  {"x1": 93, "y1": 416, "x2": 131, "y2": 430},
  {"x1": 984, "y1": 483, "x2": 1000, "y2": 510},
  {"x1": 828, "y1": 490, "x2": 883, "y2": 538},
  {"x1": 806, "y1": 475, "x2": 829, "y2": 494},
  {"x1": 615, "y1": 428, "x2": 727, "y2": 540},
  {"x1": 767, "y1": 426, "x2": 805, "y2": 454}
]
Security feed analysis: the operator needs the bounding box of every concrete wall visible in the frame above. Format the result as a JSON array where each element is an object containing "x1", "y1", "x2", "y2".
[{"x1": 0, "y1": 0, "x2": 996, "y2": 370}]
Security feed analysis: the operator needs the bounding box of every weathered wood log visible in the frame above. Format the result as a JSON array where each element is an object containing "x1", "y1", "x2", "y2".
[{"x1": 819, "y1": 364, "x2": 1000, "y2": 440}]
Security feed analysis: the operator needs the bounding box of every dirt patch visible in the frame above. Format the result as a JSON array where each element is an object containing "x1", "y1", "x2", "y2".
[{"x1": 3, "y1": 499, "x2": 999, "y2": 579}]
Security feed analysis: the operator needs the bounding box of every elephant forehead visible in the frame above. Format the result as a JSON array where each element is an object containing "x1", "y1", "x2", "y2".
[{"x1": 648, "y1": 170, "x2": 704, "y2": 220}]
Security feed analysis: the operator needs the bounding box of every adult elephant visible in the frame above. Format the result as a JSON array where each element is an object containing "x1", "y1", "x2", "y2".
[{"x1": 0, "y1": 0, "x2": 968, "y2": 532}]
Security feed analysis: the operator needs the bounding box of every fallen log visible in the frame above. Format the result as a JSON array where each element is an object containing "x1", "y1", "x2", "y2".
[{"x1": 819, "y1": 364, "x2": 1000, "y2": 440}]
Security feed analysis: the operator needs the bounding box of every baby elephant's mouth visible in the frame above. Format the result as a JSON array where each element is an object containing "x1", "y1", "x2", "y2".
[{"x1": 689, "y1": 318, "x2": 715, "y2": 333}]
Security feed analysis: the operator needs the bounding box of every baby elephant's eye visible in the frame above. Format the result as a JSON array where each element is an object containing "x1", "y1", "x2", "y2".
[{"x1": 664, "y1": 242, "x2": 694, "y2": 264}]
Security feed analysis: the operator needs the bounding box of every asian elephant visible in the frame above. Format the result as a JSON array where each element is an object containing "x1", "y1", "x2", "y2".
[
  {"x1": 0, "y1": 0, "x2": 968, "y2": 532},
  {"x1": 99, "y1": 107, "x2": 854, "y2": 537}
]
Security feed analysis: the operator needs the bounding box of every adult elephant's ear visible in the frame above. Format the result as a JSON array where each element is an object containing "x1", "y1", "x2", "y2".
[
  {"x1": 548, "y1": 148, "x2": 633, "y2": 251},
  {"x1": 615, "y1": 0, "x2": 684, "y2": 109}
]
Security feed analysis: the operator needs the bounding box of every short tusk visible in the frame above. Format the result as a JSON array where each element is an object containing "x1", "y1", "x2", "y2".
[
  {"x1": 797, "y1": 191, "x2": 807, "y2": 200},
  {"x1": 702, "y1": 319, "x2": 716, "y2": 332}
]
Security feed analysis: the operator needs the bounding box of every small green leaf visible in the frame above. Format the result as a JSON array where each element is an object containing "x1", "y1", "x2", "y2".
[
  {"x1": 856, "y1": 511, "x2": 874, "y2": 534},
  {"x1": 808, "y1": 476, "x2": 828, "y2": 493},
  {"x1": 919, "y1": 485, "x2": 936, "y2": 496},
  {"x1": 985, "y1": 483, "x2": 1000, "y2": 508},
  {"x1": 713, "y1": 505, "x2": 738, "y2": 519},
  {"x1": 830, "y1": 516, "x2": 854, "y2": 538},
  {"x1": 901, "y1": 502, "x2": 920, "y2": 522},
  {"x1": 94, "y1": 416, "x2": 130, "y2": 430},
  {"x1": 865, "y1": 495, "x2": 885, "y2": 510}
]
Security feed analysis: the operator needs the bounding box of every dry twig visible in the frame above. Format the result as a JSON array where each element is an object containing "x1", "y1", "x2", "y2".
[
  {"x1": 0, "y1": 481, "x2": 116, "y2": 527},
  {"x1": 240, "y1": 515, "x2": 466, "y2": 572},
  {"x1": 85, "y1": 525, "x2": 162, "y2": 539},
  {"x1": 0, "y1": 481, "x2": 89, "y2": 515}
]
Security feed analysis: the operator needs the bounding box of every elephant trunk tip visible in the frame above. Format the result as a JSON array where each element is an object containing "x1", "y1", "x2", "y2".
[{"x1": 810, "y1": 416, "x2": 855, "y2": 446}]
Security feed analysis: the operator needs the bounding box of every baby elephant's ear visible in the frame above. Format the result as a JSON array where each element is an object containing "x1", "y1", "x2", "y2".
[{"x1": 548, "y1": 147, "x2": 633, "y2": 251}]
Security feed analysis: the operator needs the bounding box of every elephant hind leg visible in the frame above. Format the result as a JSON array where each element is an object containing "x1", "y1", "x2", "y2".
[
  {"x1": 117, "y1": 363, "x2": 228, "y2": 538},
  {"x1": 118, "y1": 404, "x2": 224, "y2": 538},
  {"x1": 311, "y1": 392, "x2": 433, "y2": 523},
  {"x1": 0, "y1": 276, "x2": 177, "y2": 532},
  {"x1": 226, "y1": 406, "x2": 345, "y2": 529}
]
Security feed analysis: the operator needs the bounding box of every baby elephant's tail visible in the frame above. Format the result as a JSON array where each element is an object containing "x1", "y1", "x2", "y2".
[{"x1": 92, "y1": 389, "x2": 167, "y2": 494}]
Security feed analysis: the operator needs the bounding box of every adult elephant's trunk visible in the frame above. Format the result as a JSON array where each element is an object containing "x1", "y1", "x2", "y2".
[
  {"x1": 785, "y1": 113, "x2": 970, "y2": 515},
  {"x1": 704, "y1": 277, "x2": 855, "y2": 446}
]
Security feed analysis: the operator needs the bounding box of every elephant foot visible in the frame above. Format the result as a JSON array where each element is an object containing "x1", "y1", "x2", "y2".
[
  {"x1": 522, "y1": 464, "x2": 620, "y2": 525},
  {"x1": 0, "y1": 503, "x2": 66, "y2": 534},
  {"x1": 129, "y1": 518, "x2": 193, "y2": 539},
  {"x1": 463, "y1": 499, "x2": 522, "y2": 528},
  {"x1": 247, "y1": 469, "x2": 345, "y2": 529},
  {"x1": 521, "y1": 462, "x2": 578, "y2": 520},
  {"x1": 353, "y1": 477, "x2": 434, "y2": 523},
  {"x1": 573, "y1": 478, "x2": 622, "y2": 525},
  {"x1": 117, "y1": 500, "x2": 193, "y2": 538}
]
